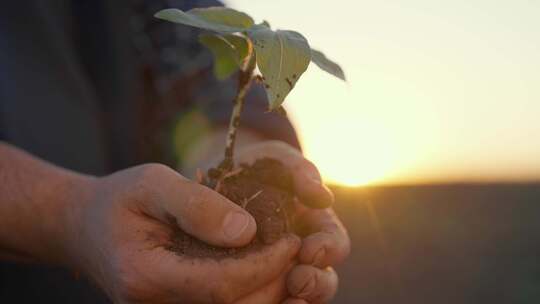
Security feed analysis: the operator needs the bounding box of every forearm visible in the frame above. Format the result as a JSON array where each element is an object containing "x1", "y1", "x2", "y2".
[{"x1": 0, "y1": 142, "x2": 93, "y2": 266}]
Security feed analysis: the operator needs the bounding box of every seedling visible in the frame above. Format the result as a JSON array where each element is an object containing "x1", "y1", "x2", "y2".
[{"x1": 155, "y1": 7, "x2": 345, "y2": 176}]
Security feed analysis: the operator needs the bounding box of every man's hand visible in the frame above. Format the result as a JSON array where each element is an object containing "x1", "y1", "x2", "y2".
[
  {"x1": 1, "y1": 141, "x2": 349, "y2": 303},
  {"x1": 0, "y1": 143, "x2": 304, "y2": 303},
  {"x1": 70, "y1": 164, "x2": 302, "y2": 303},
  {"x1": 235, "y1": 141, "x2": 351, "y2": 303}
]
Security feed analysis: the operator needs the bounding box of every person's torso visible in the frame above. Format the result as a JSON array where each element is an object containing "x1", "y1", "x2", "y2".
[{"x1": 0, "y1": 0, "x2": 140, "y2": 176}]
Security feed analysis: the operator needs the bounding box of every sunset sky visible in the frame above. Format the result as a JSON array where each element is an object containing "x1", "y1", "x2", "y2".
[{"x1": 228, "y1": 0, "x2": 540, "y2": 186}]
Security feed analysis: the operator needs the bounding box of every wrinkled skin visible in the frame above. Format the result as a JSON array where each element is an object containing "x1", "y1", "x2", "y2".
[
  {"x1": 236, "y1": 141, "x2": 350, "y2": 303},
  {"x1": 71, "y1": 141, "x2": 349, "y2": 303}
]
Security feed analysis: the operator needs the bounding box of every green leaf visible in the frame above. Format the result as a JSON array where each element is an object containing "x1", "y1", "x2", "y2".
[
  {"x1": 199, "y1": 34, "x2": 250, "y2": 80},
  {"x1": 311, "y1": 49, "x2": 346, "y2": 81},
  {"x1": 155, "y1": 7, "x2": 254, "y2": 33},
  {"x1": 224, "y1": 34, "x2": 250, "y2": 63},
  {"x1": 247, "y1": 26, "x2": 311, "y2": 110},
  {"x1": 190, "y1": 7, "x2": 254, "y2": 29},
  {"x1": 199, "y1": 34, "x2": 241, "y2": 80}
]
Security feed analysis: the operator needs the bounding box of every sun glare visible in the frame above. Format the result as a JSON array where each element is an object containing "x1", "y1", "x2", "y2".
[
  {"x1": 301, "y1": 119, "x2": 400, "y2": 187},
  {"x1": 229, "y1": 0, "x2": 540, "y2": 186}
]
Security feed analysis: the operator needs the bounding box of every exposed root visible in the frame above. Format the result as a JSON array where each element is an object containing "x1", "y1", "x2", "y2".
[
  {"x1": 214, "y1": 167, "x2": 244, "y2": 192},
  {"x1": 242, "y1": 190, "x2": 263, "y2": 209},
  {"x1": 222, "y1": 167, "x2": 244, "y2": 180}
]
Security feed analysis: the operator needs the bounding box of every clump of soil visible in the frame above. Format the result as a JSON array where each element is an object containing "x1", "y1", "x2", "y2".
[{"x1": 167, "y1": 158, "x2": 296, "y2": 258}]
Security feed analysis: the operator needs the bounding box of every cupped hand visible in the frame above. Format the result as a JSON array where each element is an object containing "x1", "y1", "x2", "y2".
[
  {"x1": 68, "y1": 164, "x2": 301, "y2": 303},
  {"x1": 236, "y1": 141, "x2": 351, "y2": 303}
]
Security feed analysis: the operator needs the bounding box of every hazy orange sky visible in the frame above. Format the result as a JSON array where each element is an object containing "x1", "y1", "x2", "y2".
[{"x1": 228, "y1": 0, "x2": 540, "y2": 186}]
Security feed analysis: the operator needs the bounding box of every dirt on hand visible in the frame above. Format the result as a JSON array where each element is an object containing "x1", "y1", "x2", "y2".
[{"x1": 167, "y1": 158, "x2": 296, "y2": 258}]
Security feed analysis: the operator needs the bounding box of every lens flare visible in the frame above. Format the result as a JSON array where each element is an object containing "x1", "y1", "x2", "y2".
[{"x1": 302, "y1": 119, "x2": 400, "y2": 187}]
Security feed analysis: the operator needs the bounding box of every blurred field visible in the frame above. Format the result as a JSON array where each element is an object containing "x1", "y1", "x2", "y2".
[{"x1": 331, "y1": 183, "x2": 540, "y2": 304}]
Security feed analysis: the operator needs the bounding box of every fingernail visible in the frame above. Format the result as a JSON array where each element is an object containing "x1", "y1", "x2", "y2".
[
  {"x1": 312, "y1": 247, "x2": 326, "y2": 266},
  {"x1": 223, "y1": 212, "x2": 250, "y2": 240},
  {"x1": 309, "y1": 185, "x2": 334, "y2": 209},
  {"x1": 323, "y1": 184, "x2": 335, "y2": 200}
]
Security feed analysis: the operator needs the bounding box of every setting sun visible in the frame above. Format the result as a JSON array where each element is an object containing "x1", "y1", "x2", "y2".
[
  {"x1": 283, "y1": 63, "x2": 435, "y2": 187},
  {"x1": 230, "y1": 0, "x2": 540, "y2": 187},
  {"x1": 301, "y1": 119, "x2": 399, "y2": 187}
]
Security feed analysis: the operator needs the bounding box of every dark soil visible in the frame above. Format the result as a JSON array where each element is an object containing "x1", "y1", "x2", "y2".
[{"x1": 166, "y1": 158, "x2": 296, "y2": 258}]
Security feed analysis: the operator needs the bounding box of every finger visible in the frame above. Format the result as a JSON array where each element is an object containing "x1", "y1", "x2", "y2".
[
  {"x1": 295, "y1": 208, "x2": 350, "y2": 268},
  {"x1": 236, "y1": 261, "x2": 295, "y2": 304},
  {"x1": 287, "y1": 265, "x2": 338, "y2": 303},
  {"x1": 289, "y1": 157, "x2": 334, "y2": 209},
  {"x1": 150, "y1": 234, "x2": 301, "y2": 303},
  {"x1": 134, "y1": 164, "x2": 257, "y2": 247},
  {"x1": 237, "y1": 141, "x2": 334, "y2": 208}
]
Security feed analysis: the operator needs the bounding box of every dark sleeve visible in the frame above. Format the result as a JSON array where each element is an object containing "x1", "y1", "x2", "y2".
[
  {"x1": 131, "y1": 0, "x2": 301, "y2": 150},
  {"x1": 0, "y1": 1, "x2": 112, "y2": 175}
]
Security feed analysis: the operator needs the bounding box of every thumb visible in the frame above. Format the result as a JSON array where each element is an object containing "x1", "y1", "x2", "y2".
[{"x1": 142, "y1": 168, "x2": 257, "y2": 247}]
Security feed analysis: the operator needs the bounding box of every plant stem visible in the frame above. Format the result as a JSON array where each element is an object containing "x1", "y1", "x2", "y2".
[{"x1": 217, "y1": 53, "x2": 257, "y2": 174}]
